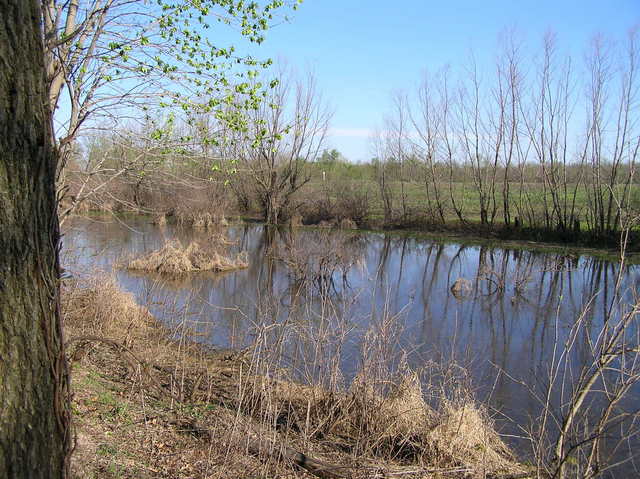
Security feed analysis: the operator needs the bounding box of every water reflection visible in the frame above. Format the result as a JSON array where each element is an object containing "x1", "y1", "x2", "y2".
[{"x1": 63, "y1": 217, "x2": 640, "y2": 464}]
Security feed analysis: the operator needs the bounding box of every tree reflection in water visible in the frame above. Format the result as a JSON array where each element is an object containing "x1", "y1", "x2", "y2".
[{"x1": 64, "y1": 217, "x2": 640, "y2": 474}]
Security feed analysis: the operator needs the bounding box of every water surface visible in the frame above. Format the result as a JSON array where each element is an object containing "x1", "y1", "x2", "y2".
[{"x1": 63, "y1": 216, "x2": 640, "y2": 472}]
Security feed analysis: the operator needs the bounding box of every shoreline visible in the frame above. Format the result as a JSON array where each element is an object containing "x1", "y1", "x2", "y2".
[
  {"x1": 245, "y1": 214, "x2": 638, "y2": 264},
  {"x1": 63, "y1": 270, "x2": 529, "y2": 479},
  {"x1": 81, "y1": 210, "x2": 638, "y2": 264}
]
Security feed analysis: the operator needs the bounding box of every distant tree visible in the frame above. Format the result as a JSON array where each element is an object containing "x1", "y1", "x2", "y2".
[
  {"x1": 317, "y1": 148, "x2": 344, "y2": 164},
  {"x1": 236, "y1": 70, "x2": 331, "y2": 224}
]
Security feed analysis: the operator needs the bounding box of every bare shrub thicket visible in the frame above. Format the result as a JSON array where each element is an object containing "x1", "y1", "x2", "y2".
[
  {"x1": 63, "y1": 119, "x2": 236, "y2": 225},
  {"x1": 270, "y1": 230, "x2": 364, "y2": 296},
  {"x1": 235, "y1": 291, "x2": 525, "y2": 478},
  {"x1": 298, "y1": 179, "x2": 371, "y2": 227},
  {"x1": 371, "y1": 30, "x2": 639, "y2": 240},
  {"x1": 333, "y1": 180, "x2": 372, "y2": 227},
  {"x1": 228, "y1": 70, "x2": 332, "y2": 225},
  {"x1": 516, "y1": 256, "x2": 640, "y2": 477}
]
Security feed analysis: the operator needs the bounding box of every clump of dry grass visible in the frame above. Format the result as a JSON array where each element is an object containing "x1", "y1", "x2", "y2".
[
  {"x1": 427, "y1": 397, "x2": 516, "y2": 475},
  {"x1": 126, "y1": 239, "x2": 248, "y2": 275},
  {"x1": 62, "y1": 275, "x2": 216, "y2": 367},
  {"x1": 243, "y1": 368, "x2": 522, "y2": 478},
  {"x1": 151, "y1": 213, "x2": 167, "y2": 226},
  {"x1": 62, "y1": 275, "x2": 157, "y2": 346},
  {"x1": 175, "y1": 209, "x2": 228, "y2": 229},
  {"x1": 62, "y1": 272, "x2": 526, "y2": 479}
]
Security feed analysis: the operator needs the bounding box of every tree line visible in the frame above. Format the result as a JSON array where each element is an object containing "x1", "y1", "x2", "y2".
[
  {"x1": 66, "y1": 31, "x2": 640, "y2": 248},
  {"x1": 370, "y1": 31, "x2": 639, "y2": 240}
]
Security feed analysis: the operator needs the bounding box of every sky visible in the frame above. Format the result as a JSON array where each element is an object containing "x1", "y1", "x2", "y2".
[{"x1": 241, "y1": 0, "x2": 640, "y2": 162}]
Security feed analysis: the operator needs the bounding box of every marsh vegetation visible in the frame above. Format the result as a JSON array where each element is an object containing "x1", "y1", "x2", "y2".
[
  {"x1": 44, "y1": 5, "x2": 640, "y2": 476},
  {"x1": 62, "y1": 216, "x2": 640, "y2": 478}
]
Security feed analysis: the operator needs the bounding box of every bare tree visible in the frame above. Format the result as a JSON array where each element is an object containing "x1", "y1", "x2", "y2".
[
  {"x1": 495, "y1": 32, "x2": 524, "y2": 227},
  {"x1": 371, "y1": 127, "x2": 394, "y2": 224},
  {"x1": 584, "y1": 30, "x2": 640, "y2": 237},
  {"x1": 457, "y1": 54, "x2": 499, "y2": 226},
  {"x1": 387, "y1": 91, "x2": 411, "y2": 222},
  {"x1": 521, "y1": 33, "x2": 582, "y2": 233},
  {"x1": 41, "y1": 0, "x2": 293, "y2": 219},
  {"x1": 411, "y1": 70, "x2": 447, "y2": 223},
  {"x1": 439, "y1": 67, "x2": 468, "y2": 223},
  {"x1": 237, "y1": 70, "x2": 331, "y2": 224}
]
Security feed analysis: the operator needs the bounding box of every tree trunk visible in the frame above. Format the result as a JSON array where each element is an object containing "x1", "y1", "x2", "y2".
[
  {"x1": 0, "y1": 1, "x2": 70, "y2": 477},
  {"x1": 265, "y1": 194, "x2": 280, "y2": 225}
]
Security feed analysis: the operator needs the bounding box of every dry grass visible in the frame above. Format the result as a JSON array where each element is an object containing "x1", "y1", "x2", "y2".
[
  {"x1": 62, "y1": 274, "x2": 527, "y2": 479},
  {"x1": 63, "y1": 275, "x2": 156, "y2": 345},
  {"x1": 175, "y1": 209, "x2": 228, "y2": 229},
  {"x1": 242, "y1": 369, "x2": 523, "y2": 477},
  {"x1": 151, "y1": 214, "x2": 167, "y2": 226},
  {"x1": 62, "y1": 275, "x2": 298, "y2": 478},
  {"x1": 126, "y1": 239, "x2": 248, "y2": 275}
]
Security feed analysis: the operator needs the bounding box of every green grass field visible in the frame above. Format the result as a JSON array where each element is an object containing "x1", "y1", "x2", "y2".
[{"x1": 301, "y1": 175, "x2": 640, "y2": 233}]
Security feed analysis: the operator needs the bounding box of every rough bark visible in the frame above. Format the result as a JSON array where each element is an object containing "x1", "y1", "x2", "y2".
[{"x1": 0, "y1": 1, "x2": 70, "y2": 477}]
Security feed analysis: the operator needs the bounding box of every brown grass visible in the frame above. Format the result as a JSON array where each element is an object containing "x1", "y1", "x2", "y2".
[
  {"x1": 62, "y1": 274, "x2": 527, "y2": 479},
  {"x1": 242, "y1": 369, "x2": 523, "y2": 477},
  {"x1": 63, "y1": 275, "x2": 157, "y2": 346},
  {"x1": 151, "y1": 213, "x2": 167, "y2": 226},
  {"x1": 175, "y1": 209, "x2": 228, "y2": 229},
  {"x1": 126, "y1": 239, "x2": 248, "y2": 275}
]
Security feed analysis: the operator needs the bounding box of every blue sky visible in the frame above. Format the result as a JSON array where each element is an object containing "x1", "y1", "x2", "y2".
[{"x1": 244, "y1": 0, "x2": 639, "y2": 161}]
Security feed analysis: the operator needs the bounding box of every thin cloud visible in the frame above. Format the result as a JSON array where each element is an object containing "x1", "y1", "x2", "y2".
[{"x1": 328, "y1": 127, "x2": 374, "y2": 138}]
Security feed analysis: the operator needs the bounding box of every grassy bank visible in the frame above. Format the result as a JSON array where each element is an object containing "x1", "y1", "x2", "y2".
[
  {"x1": 62, "y1": 273, "x2": 528, "y2": 479},
  {"x1": 292, "y1": 179, "x2": 640, "y2": 252}
]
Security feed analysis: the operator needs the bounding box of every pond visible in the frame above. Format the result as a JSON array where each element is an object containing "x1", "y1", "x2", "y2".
[{"x1": 63, "y1": 216, "x2": 640, "y2": 474}]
